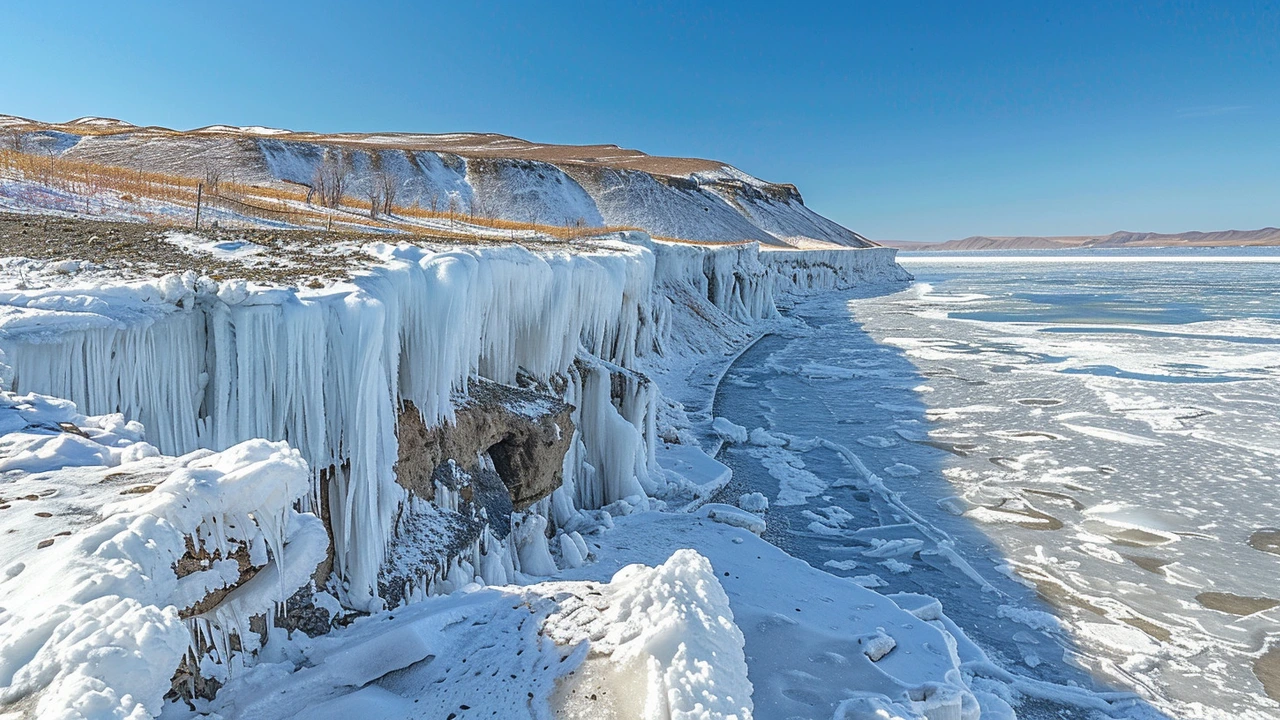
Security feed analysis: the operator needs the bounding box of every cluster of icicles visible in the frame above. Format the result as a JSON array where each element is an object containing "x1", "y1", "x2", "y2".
[
  {"x1": 761, "y1": 246, "x2": 909, "y2": 294},
  {"x1": 0, "y1": 233, "x2": 854, "y2": 613}
]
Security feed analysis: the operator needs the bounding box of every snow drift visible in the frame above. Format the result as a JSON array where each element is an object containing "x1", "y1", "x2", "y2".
[{"x1": 0, "y1": 390, "x2": 325, "y2": 719}]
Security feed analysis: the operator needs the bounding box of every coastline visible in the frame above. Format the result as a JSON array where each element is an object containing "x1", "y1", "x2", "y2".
[
  {"x1": 1, "y1": 234, "x2": 939, "y2": 718},
  {"x1": 10, "y1": 237, "x2": 1259, "y2": 717}
]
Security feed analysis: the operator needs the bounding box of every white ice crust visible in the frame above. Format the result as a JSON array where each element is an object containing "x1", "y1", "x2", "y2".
[{"x1": 0, "y1": 234, "x2": 1085, "y2": 720}]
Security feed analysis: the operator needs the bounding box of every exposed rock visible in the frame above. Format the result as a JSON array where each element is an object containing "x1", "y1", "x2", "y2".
[
  {"x1": 395, "y1": 377, "x2": 574, "y2": 511},
  {"x1": 273, "y1": 584, "x2": 335, "y2": 638},
  {"x1": 174, "y1": 541, "x2": 259, "y2": 619}
]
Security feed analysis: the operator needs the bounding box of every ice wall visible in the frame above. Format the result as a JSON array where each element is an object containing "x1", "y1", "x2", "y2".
[
  {"x1": 0, "y1": 235, "x2": 904, "y2": 611},
  {"x1": 646, "y1": 238, "x2": 779, "y2": 324},
  {"x1": 760, "y1": 246, "x2": 912, "y2": 294},
  {"x1": 0, "y1": 239, "x2": 664, "y2": 609}
]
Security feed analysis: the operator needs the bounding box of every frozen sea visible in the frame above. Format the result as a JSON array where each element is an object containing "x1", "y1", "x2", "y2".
[{"x1": 714, "y1": 247, "x2": 1280, "y2": 719}]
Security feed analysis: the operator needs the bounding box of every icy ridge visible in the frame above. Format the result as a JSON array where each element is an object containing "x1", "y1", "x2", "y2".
[
  {"x1": 0, "y1": 390, "x2": 324, "y2": 719},
  {"x1": 0, "y1": 234, "x2": 910, "y2": 718},
  {"x1": 0, "y1": 233, "x2": 842, "y2": 605},
  {"x1": 761, "y1": 246, "x2": 911, "y2": 294},
  {"x1": 0, "y1": 236, "x2": 669, "y2": 608}
]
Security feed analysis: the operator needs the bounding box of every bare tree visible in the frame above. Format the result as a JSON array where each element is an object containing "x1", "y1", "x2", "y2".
[
  {"x1": 446, "y1": 194, "x2": 460, "y2": 226},
  {"x1": 379, "y1": 172, "x2": 397, "y2": 215},
  {"x1": 311, "y1": 149, "x2": 349, "y2": 209},
  {"x1": 367, "y1": 182, "x2": 381, "y2": 219},
  {"x1": 203, "y1": 165, "x2": 222, "y2": 194},
  {"x1": 3, "y1": 131, "x2": 21, "y2": 152}
]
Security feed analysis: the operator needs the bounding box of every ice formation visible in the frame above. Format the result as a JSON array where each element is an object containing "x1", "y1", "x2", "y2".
[
  {"x1": 0, "y1": 234, "x2": 900, "y2": 600},
  {"x1": 761, "y1": 246, "x2": 911, "y2": 294},
  {"x1": 546, "y1": 549, "x2": 753, "y2": 720},
  {"x1": 0, "y1": 391, "x2": 324, "y2": 718},
  {"x1": 0, "y1": 231, "x2": 923, "y2": 718}
]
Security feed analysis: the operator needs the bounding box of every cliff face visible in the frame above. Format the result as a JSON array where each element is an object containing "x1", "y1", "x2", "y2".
[
  {"x1": 0, "y1": 115, "x2": 875, "y2": 249},
  {"x1": 0, "y1": 109, "x2": 918, "y2": 716}
]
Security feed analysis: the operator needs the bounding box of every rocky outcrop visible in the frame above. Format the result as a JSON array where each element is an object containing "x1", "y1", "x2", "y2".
[{"x1": 395, "y1": 377, "x2": 574, "y2": 511}]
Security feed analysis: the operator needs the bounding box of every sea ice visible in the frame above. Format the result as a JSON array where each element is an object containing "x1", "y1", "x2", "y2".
[
  {"x1": 738, "y1": 491, "x2": 769, "y2": 513},
  {"x1": 882, "y1": 462, "x2": 920, "y2": 477},
  {"x1": 713, "y1": 416, "x2": 749, "y2": 444}
]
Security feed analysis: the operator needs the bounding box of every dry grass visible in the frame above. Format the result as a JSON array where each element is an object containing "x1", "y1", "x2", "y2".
[{"x1": 0, "y1": 148, "x2": 652, "y2": 241}]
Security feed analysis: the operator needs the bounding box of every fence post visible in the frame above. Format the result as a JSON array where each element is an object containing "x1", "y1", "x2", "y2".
[{"x1": 195, "y1": 182, "x2": 203, "y2": 230}]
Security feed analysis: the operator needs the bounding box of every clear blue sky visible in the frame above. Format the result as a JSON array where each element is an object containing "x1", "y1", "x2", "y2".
[{"x1": 2, "y1": 1, "x2": 1276, "y2": 241}]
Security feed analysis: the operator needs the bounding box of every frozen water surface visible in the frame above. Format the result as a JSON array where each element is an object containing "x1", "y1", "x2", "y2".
[{"x1": 714, "y1": 248, "x2": 1280, "y2": 719}]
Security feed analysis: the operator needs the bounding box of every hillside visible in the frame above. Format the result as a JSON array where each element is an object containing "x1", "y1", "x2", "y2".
[
  {"x1": 0, "y1": 114, "x2": 875, "y2": 248},
  {"x1": 884, "y1": 227, "x2": 1280, "y2": 251}
]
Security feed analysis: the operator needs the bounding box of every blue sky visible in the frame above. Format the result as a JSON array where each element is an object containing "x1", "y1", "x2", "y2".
[{"x1": 1, "y1": 1, "x2": 1276, "y2": 241}]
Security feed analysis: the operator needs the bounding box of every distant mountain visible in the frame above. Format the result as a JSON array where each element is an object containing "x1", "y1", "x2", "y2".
[
  {"x1": 882, "y1": 228, "x2": 1280, "y2": 251},
  {"x1": 0, "y1": 114, "x2": 874, "y2": 248}
]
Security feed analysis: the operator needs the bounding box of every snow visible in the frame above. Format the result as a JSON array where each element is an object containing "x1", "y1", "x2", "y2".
[
  {"x1": 737, "y1": 492, "x2": 768, "y2": 513},
  {"x1": 547, "y1": 549, "x2": 753, "y2": 720},
  {"x1": 655, "y1": 443, "x2": 733, "y2": 508},
  {"x1": 712, "y1": 417, "x2": 748, "y2": 445},
  {"x1": 697, "y1": 503, "x2": 766, "y2": 535},
  {"x1": 0, "y1": 226, "x2": 1131, "y2": 719},
  {"x1": 0, "y1": 392, "x2": 324, "y2": 719},
  {"x1": 256, "y1": 141, "x2": 609, "y2": 229},
  {"x1": 163, "y1": 233, "x2": 266, "y2": 263}
]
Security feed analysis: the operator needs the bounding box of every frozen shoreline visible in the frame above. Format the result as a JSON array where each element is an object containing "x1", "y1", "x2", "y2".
[
  {"x1": 716, "y1": 254, "x2": 1280, "y2": 720},
  {"x1": 0, "y1": 236, "x2": 1161, "y2": 719}
]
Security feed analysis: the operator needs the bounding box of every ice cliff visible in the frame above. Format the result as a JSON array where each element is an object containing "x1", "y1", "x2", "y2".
[{"x1": 0, "y1": 234, "x2": 940, "y2": 719}]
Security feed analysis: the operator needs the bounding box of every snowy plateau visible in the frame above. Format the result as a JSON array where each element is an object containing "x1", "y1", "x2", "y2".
[{"x1": 0, "y1": 119, "x2": 1162, "y2": 720}]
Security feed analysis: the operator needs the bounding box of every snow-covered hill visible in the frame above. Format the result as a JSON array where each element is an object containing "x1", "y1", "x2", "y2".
[
  {"x1": 885, "y1": 227, "x2": 1280, "y2": 250},
  {"x1": 0, "y1": 114, "x2": 875, "y2": 248}
]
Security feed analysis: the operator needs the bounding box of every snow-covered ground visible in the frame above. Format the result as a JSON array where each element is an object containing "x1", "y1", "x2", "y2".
[{"x1": 0, "y1": 228, "x2": 1147, "y2": 720}]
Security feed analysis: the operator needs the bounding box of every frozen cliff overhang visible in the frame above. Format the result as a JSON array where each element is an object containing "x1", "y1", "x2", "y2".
[
  {"x1": 0, "y1": 226, "x2": 915, "y2": 717},
  {"x1": 0, "y1": 236, "x2": 671, "y2": 610}
]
